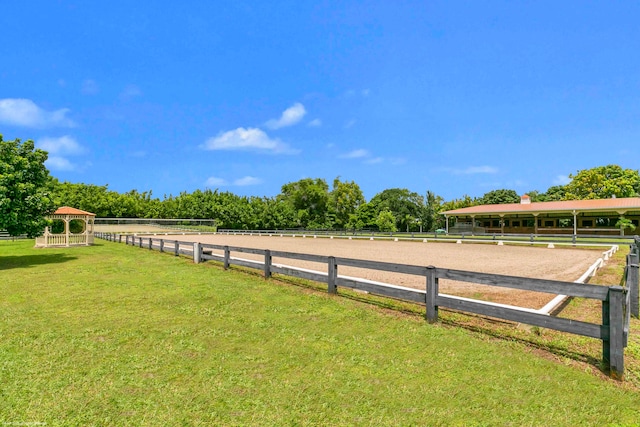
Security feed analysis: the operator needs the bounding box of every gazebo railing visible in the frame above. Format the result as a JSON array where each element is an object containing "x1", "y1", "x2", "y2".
[{"x1": 35, "y1": 232, "x2": 94, "y2": 247}]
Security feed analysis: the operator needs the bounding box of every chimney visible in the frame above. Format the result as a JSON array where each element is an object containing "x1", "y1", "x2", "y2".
[{"x1": 520, "y1": 194, "x2": 531, "y2": 205}]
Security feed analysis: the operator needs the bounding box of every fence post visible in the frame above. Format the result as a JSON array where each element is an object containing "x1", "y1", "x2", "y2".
[
  {"x1": 159, "y1": 239, "x2": 164, "y2": 253},
  {"x1": 224, "y1": 246, "x2": 230, "y2": 270},
  {"x1": 118, "y1": 234, "x2": 122, "y2": 244},
  {"x1": 627, "y1": 253, "x2": 639, "y2": 318},
  {"x1": 264, "y1": 250, "x2": 272, "y2": 279},
  {"x1": 174, "y1": 240, "x2": 179, "y2": 257},
  {"x1": 328, "y1": 256, "x2": 337, "y2": 294},
  {"x1": 604, "y1": 286, "x2": 626, "y2": 380},
  {"x1": 425, "y1": 266, "x2": 438, "y2": 323},
  {"x1": 193, "y1": 242, "x2": 201, "y2": 264},
  {"x1": 138, "y1": 237, "x2": 143, "y2": 248},
  {"x1": 149, "y1": 238, "x2": 153, "y2": 250}
]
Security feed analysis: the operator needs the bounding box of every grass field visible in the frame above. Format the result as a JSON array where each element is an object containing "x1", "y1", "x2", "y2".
[{"x1": 2, "y1": 240, "x2": 640, "y2": 426}]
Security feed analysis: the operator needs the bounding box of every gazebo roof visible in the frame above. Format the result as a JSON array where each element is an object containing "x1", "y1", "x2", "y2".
[{"x1": 53, "y1": 206, "x2": 96, "y2": 216}]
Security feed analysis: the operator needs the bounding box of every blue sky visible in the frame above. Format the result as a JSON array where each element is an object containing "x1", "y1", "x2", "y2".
[{"x1": 1, "y1": 1, "x2": 638, "y2": 201}]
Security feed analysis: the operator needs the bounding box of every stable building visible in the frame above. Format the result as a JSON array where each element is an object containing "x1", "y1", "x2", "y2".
[{"x1": 441, "y1": 195, "x2": 640, "y2": 236}]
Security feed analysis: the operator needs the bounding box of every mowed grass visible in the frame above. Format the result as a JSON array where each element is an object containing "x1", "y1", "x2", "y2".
[{"x1": 1, "y1": 241, "x2": 640, "y2": 426}]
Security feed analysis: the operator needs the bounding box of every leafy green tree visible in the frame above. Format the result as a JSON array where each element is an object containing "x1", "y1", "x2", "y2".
[
  {"x1": 369, "y1": 188, "x2": 422, "y2": 232},
  {"x1": 616, "y1": 218, "x2": 637, "y2": 235},
  {"x1": 564, "y1": 165, "x2": 640, "y2": 200},
  {"x1": 279, "y1": 178, "x2": 330, "y2": 228},
  {"x1": 0, "y1": 136, "x2": 55, "y2": 237},
  {"x1": 347, "y1": 202, "x2": 378, "y2": 230},
  {"x1": 422, "y1": 191, "x2": 443, "y2": 231},
  {"x1": 439, "y1": 194, "x2": 478, "y2": 213},
  {"x1": 479, "y1": 189, "x2": 520, "y2": 205},
  {"x1": 375, "y1": 209, "x2": 397, "y2": 232},
  {"x1": 246, "y1": 196, "x2": 296, "y2": 230},
  {"x1": 329, "y1": 177, "x2": 365, "y2": 229},
  {"x1": 541, "y1": 185, "x2": 567, "y2": 202}
]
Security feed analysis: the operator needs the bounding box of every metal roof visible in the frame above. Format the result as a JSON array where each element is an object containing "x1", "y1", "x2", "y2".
[{"x1": 442, "y1": 197, "x2": 640, "y2": 216}]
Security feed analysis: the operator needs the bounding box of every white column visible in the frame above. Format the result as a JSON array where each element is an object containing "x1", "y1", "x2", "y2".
[{"x1": 65, "y1": 215, "x2": 70, "y2": 247}]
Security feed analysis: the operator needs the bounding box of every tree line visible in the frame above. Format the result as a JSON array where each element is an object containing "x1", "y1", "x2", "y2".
[
  {"x1": 49, "y1": 166, "x2": 640, "y2": 232},
  {"x1": 2, "y1": 135, "x2": 640, "y2": 236}
]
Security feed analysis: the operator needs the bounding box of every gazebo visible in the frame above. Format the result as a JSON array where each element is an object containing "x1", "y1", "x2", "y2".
[{"x1": 35, "y1": 206, "x2": 95, "y2": 247}]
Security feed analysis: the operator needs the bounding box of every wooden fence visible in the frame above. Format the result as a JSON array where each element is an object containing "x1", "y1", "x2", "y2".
[
  {"x1": 96, "y1": 232, "x2": 639, "y2": 380},
  {"x1": 216, "y1": 228, "x2": 636, "y2": 245}
]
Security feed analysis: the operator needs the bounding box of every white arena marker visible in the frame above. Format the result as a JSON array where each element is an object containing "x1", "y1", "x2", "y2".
[
  {"x1": 330, "y1": 236, "x2": 334, "y2": 239},
  {"x1": 314, "y1": 235, "x2": 317, "y2": 238},
  {"x1": 349, "y1": 236, "x2": 352, "y2": 240},
  {"x1": 370, "y1": 237, "x2": 374, "y2": 241},
  {"x1": 394, "y1": 238, "x2": 398, "y2": 242},
  {"x1": 497, "y1": 241, "x2": 503, "y2": 246},
  {"x1": 456, "y1": 240, "x2": 462, "y2": 244},
  {"x1": 548, "y1": 243, "x2": 555, "y2": 249},
  {"x1": 423, "y1": 239, "x2": 427, "y2": 243},
  {"x1": 303, "y1": 235, "x2": 306, "y2": 238}
]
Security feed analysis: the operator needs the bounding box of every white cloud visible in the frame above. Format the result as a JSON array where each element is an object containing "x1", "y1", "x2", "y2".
[
  {"x1": 340, "y1": 149, "x2": 370, "y2": 159},
  {"x1": 205, "y1": 176, "x2": 262, "y2": 187},
  {"x1": 82, "y1": 79, "x2": 99, "y2": 95},
  {"x1": 234, "y1": 176, "x2": 262, "y2": 186},
  {"x1": 45, "y1": 156, "x2": 76, "y2": 171},
  {"x1": 120, "y1": 84, "x2": 143, "y2": 100},
  {"x1": 37, "y1": 136, "x2": 86, "y2": 172},
  {"x1": 364, "y1": 157, "x2": 384, "y2": 165},
  {"x1": 389, "y1": 157, "x2": 407, "y2": 166},
  {"x1": 205, "y1": 177, "x2": 228, "y2": 187},
  {"x1": 450, "y1": 166, "x2": 499, "y2": 175},
  {"x1": 308, "y1": 118, "x2": 322, "y2": 127},
  {"x1": 129, "y1": 150, "x2": 147, "y2": 158},
  {"x1": 344, "y1": 119, "x2": 356, "y2": 129},
  {"x1": 37, "y1": 135, "x2": 84, "y2": 155},
  {"x1": 343, "y1": 89, "x2": 371, "y2": 98},
  {"x1": 0, "y1": 98, "x2": 75, "y2": 128},
  {"x1": 553, "y1": 174, "x2": 571, "y2": 185},
  {"x1": 339, "y1": 149, "x2": 404, "y2": 166},
  {"x1": 201, "y1": 127, "x2": 298, "y2": 154},
  {"x1": 265, "y1": 102, "x2": 306, "y2": 129}
]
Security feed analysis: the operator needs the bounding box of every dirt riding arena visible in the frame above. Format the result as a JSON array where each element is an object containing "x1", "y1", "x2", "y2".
[{"x1": 135, "y1": 232, "x2": 608, "y2": 310}]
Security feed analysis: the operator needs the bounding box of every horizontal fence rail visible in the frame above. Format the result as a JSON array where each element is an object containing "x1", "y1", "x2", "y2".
[
  {"x1": 216, "y1": 228, "x2": 636, "y2": 245},
  {"x1": 95, "y1": 232, "x2": 639, "y2": 380}
]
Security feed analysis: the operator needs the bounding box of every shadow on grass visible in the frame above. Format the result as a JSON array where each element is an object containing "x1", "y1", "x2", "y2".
[{"x1": 0, "y1": 253, "x2": 78, "y2": 270}]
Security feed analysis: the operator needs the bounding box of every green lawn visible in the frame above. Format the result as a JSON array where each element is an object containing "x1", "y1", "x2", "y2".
[{"x1": 1, "y1": 240, "x2": 640, "y2": 426}]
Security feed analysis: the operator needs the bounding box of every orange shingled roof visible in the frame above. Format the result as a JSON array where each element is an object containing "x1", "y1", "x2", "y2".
[
  {"x1": 442, "y1": 197, "x2": 640, "y2": 216},
  {"x1": 53, "y1": 206, "x2": 96, "y2": 216}
]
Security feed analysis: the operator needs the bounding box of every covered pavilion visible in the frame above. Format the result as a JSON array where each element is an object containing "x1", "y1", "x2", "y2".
[
  {"x1": 35, "y1": 206, "x2": 95, "y2": 247},
  {"x1": 441, "y1": 195, "x2": 640, "y2": 236}
]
